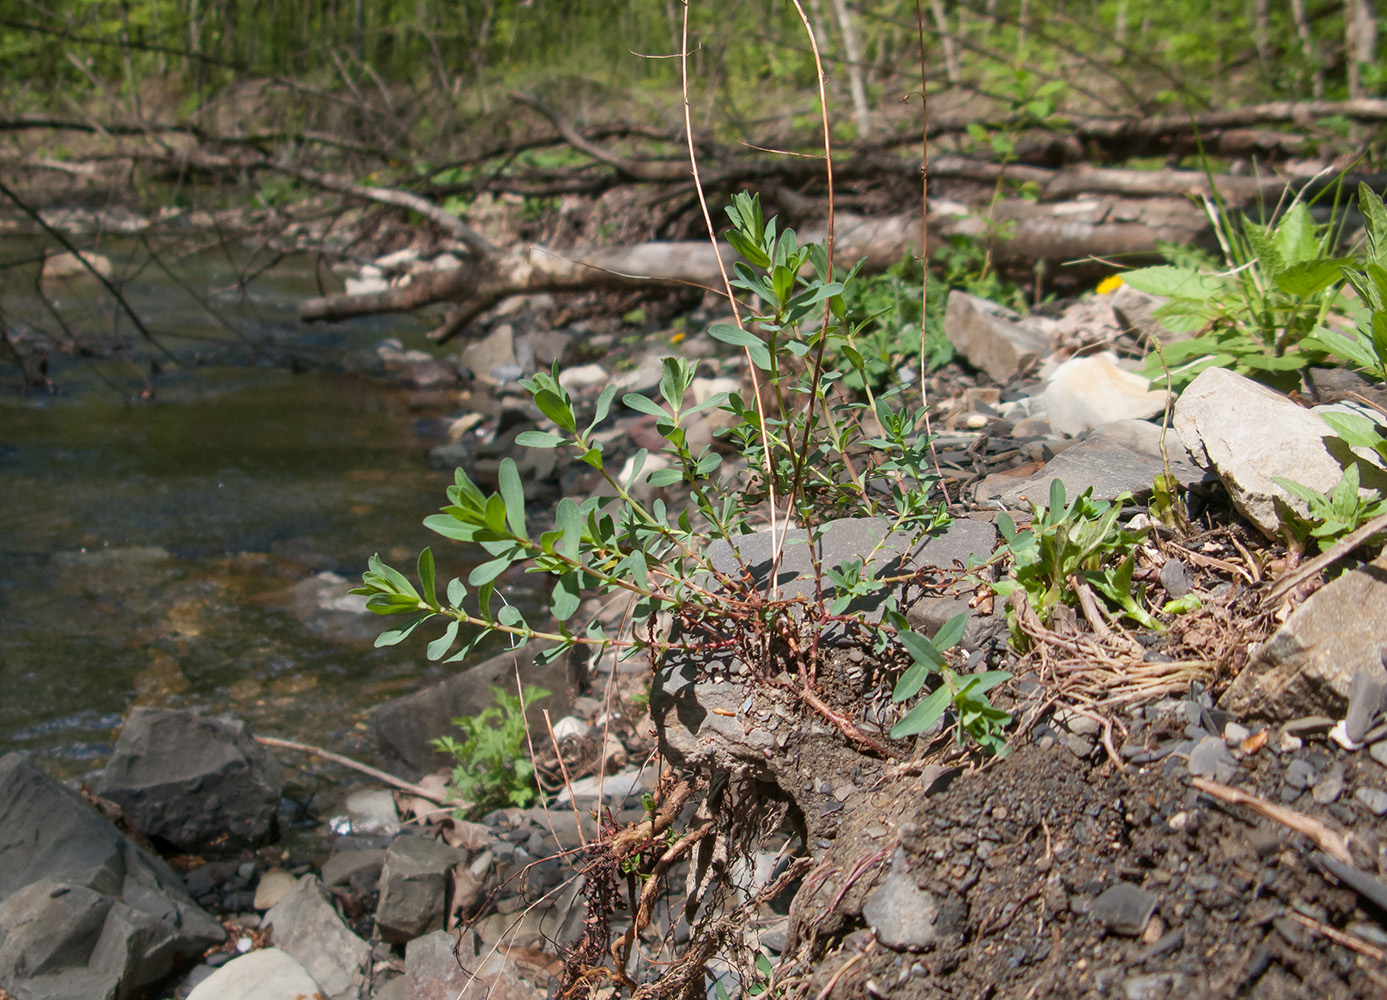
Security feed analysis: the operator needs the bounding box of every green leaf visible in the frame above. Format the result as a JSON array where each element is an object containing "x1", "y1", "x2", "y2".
[
  {"x1": 623, "y1": 393, "x2": 669, "y2": 418},
  {"x1": 373, "y1": 611, "x2": 432, "y2": 647},
  {"x1": 551, "y1": 571, "x2": 581, "y2": 621},
  {"x1": 447, "y1": 578, "x2": 466, "y2": 607},
  {"x1": 1122, "y1": 265, "x2": 1226, "y2": 301},
  {"x1": 532, "y1": 388, "x2": 577, "y2": 433},
  {"x1": 417, "y1": 548, "x2": 437, "y2": 608},
  {"x1": 931, "y1": 612, "x2": 968, "y2": 652},
  {"x1": 647, "y1": 468, "x2": 684, "y2": 487},
  {"x1": 515, "y1": 430, "x2": 566, "y2": 448},
  {"x1": 1276, "y1": 257, "x2": 1350, "y2": 298},
  {"x1": 890, "y1": 685, "x2": 951, "y2": 739},
  {"x1": 555, "y1": 498, "x2": 582, "y2": 561},
  {"x1": 497, "y1": 458, "x2": 527, "y2": 539},
  {"x1": 898, "y1": 629, "x2": 947, "y2": 671},
  {"x1": 427, "y1": 619, "x2": 460, "y2": 660},
  {"x1": 366, "y1": 554, "x2": 421, "y2": 601},
  {"x1": 469, "y1": 555, "x2": 512, "y2": 586}
]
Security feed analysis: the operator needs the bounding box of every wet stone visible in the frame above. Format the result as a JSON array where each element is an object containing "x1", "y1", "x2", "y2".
[{"x1": 1090, "y1": 882, "x2": 1158, "y2": 937}]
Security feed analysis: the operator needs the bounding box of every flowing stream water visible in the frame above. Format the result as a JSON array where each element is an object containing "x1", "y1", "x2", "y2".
[{"x1": 0, "y1": 236, "x2": 508, "y2": 786}]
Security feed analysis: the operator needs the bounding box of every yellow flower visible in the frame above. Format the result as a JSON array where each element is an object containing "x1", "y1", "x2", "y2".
[{"x1": 1095, "y1": 275, "x2": 1125, "y2": 295}]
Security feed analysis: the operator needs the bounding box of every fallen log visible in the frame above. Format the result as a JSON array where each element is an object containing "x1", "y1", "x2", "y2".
[{"x1": 298, "y1": 195, "x2": 1213, "y2": 341}]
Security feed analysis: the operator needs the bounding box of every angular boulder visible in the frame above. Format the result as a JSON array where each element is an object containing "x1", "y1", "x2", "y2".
[
  {"x1": 1173, "y1": 367, "x2": 1387, "y2": 538},
  {"x1": 375, "y1": 836, "x2": 466, "y2": 944},
  {"x1": 0, "y1": 754, "x2": 225, "y2": 1000},
  {"x1": 1220, "y1": 551, "x2": 1387, "y2": 721},
  {"x1": 943, "y1": 291, "x2": 1056, "y2": 384},
  {"x1": 97, "y1": 707, "x2": 283, "y2": 852},
  {"x1": 263, "y1": 876, "x2": 370, "y2": 1000}
]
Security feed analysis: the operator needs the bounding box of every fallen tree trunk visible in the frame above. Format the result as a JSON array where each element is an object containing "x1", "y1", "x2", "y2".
[{"x1": 299, "y1": 195, "x2": 1213, "y2": 341}]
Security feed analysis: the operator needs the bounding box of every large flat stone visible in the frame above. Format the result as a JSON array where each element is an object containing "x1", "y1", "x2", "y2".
[
  {"x1": 1220, "y1": 551, "x2": 1387, "y2": 721},
  {"x1": 185, "y1": 948, "x2": 323, "y2": 1000},
  {"x1": 1173, "y1": 366, "x2": 1387, "y2": 538},
  {"x1": 405, "y1": 933, "x2": 540, "y2": 1000},
  {"x1": 977, "y1": 436, "x2": 1204, "y2": 510}
]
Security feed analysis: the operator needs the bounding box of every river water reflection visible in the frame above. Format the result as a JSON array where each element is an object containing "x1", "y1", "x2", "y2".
[{"x1": 0, "y1": 244, "x2": 504, "y2": 782}]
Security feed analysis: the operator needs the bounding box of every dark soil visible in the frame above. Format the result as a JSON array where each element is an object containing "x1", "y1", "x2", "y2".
[{"x1": 790, "y1": 737, "x2": 1387, "y2": 999}]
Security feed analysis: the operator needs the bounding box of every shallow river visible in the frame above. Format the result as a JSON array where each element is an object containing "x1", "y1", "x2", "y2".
[{"x1": 0, "y1": 238, "x2": 499, "y2": 783}]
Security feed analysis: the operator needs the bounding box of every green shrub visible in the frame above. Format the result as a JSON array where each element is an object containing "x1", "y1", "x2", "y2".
[{"x1": 432, "y1": 684, "x2": 549, "y2": 815}]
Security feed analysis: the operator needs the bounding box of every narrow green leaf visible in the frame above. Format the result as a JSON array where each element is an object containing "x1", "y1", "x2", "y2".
[
  {"x1": 417, "y1": 547, "x2": 437, "y2": 608},
  {"x1": 515, "y1": 430, "x2": 566, "y2": 448},
  {"x1": 469, "y1": 555, "x2": 512, "y2": 586},
  {"x1": 890, "y1": 685, "x2": 951, "y2": 739},
  {"x1": 427, "y1": 619, "x2": 460, "y2": 661},
  {"x1": 898, "y1": 629, "x2": 946, "y2": 670},
  {"x1": 497, "y1": 458, "x2": 527, "y2": 539},
  {"x1": 932, "y1": 612, "x2": 969, "y2": 653}
]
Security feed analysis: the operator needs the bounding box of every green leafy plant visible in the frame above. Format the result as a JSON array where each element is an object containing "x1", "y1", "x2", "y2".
[
  {"x1": 432, "y1": 684, "x2": 550, "y2": 815},
  {"x1": 1124, "y1": 193, "x2": 1352, "y2": 391},
  {"x1": 989, "y1": 479, "x2": 1157, "y2": 633},
  {"x1": 836, "y1": 253, "x2": 952, "y2": 391},
  {"x1": 1274, "y1": 463, "x2": 1387, "y2": 551},
  {"x1": 1305, "y1": 183, "x2": 1387, "y2": 384},
  {"x1": 354, "y1": 191, "x2": 1011, "y2": 756},
  {"x1": 890, "y1": 611, "x2": 1011, "y2": 755}
]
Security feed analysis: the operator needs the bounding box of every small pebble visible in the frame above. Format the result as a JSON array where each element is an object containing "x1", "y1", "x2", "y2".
[
  {"x1": 1369, "y1": 741, "x2": 1387, "y2": 767},
  {"x1": 1354, "y1": 787, "x2": 1387, "y2": 816},
  {"x1": 1284, "y1": 759, "x2": 1317, "y2": 790},
  {"x1": 1223, "y1": 722, "x2": 1250, "y2": 746},
  {"x1": 1313, "y1": 765, "x2": 1345, "y2": 805},
  {"x1": 1090, "y1": 883, "x2": 1158, "y2": 937}
]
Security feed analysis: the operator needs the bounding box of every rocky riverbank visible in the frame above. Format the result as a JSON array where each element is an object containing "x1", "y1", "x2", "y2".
[{"x1": 6, "y1": 274, "x2": 1387, "y2": 999}]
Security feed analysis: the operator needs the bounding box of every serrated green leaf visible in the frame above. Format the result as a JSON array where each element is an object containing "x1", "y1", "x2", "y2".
[{"x1": 1122, "y1": 265, "x2": 1226, "y2": 300}]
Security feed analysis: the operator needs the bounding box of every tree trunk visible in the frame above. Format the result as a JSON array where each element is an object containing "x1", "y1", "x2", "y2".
[{"x1": 830, "y1": 0, "x2": 871, "y2": 139}]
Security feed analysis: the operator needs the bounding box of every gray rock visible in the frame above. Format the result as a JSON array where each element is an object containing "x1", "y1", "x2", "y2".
[
  {"x1": 1043, "y1": 354, "x2": 1169, "y2": 437},
  {"x1": 1220, "y1": 551, "x2": 1387, "y2": 721},
  {"x1": 344, "y1": 789, "x2": 399, "y2": 837},
  {"x1": 0, "y1": 754, "x2": 224, "y2": 1000},
  {"x1": 1187, "y1": 736, "x2": 1236, "y2": 781},
  {"x1": 1124, "y1": 973, "x2": 1185, "y2": 1000},
  {"x1": 1371, "y1": 741, "x2": 1387, "y2": 767},
  {"x1": 1090, "y1": 882, "x2": 1158, "y2": 936},
  {"x1": 97, "y1": 707, "x2": 283, "y2": 852},
  {"x1": 703, "y1": 516, "x2": 996, "y2": 623},
  {"x1": 1173, "y1": 367, "x2": 1387, "y2": 538},
  {"x1": 460, "y1": 323, "x2": 517, "y2": 384},
  {"x1": 260, "y1": 571, "x2": 378, "y2": 645},
  {"x1": 978, "y1": 437, "x2": 1203, "y2": 510},
  {"x1": 1223, "y1": 721, "x2": 1250, "y2": 745},
  {"x1": 1313, "y1": 764, "x2": 1346, "y2": 805},
  {"x1": 1160, "y1": 559, "x2": 1192, "y2": 599},
  {"x1": 1354, "y1": 787, "x2": 1387, "y2": 815},
  {"x1": 375, "y1": 837, "x2": 465, "y2": 944},
  {"x1": 184, "y1": 947, "x2": 322, "y2": 1000},
  {"x1": 320, "y1": 849, "x2": 386, "y2": 896},
  {"x1": 943, "y1": 291, "x2": 1056, "y2": 384},
  {"x1": 263, "y1": 876, "x2": 370, "y2": 1000},
  {"x1": 1284, "y1": 759, "x2": 1317, "y2": 790},
  {"x1": 861, "y1": 864, "x2": 941, "y2": 951},
  {"x1": 1344, "y1": 670, "x2": 1387, "y2": 746},
  {"x1": 1111, "y1": 283, "x2": 1185, "y2": 344},
  {"x1": 371, "y1": 643, "x2": 587, "y2": 778},
  {"x1": 405, "y1": 932, "x2": 539, "y2": 1000}
]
